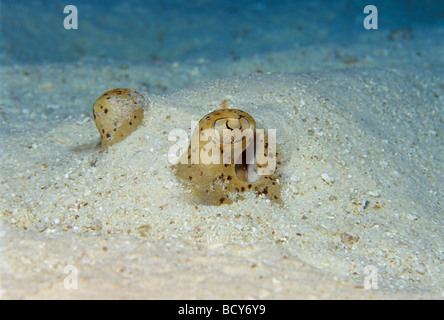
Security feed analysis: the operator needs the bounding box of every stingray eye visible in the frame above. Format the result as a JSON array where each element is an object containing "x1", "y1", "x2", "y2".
[
  {"x1": 175, "y1": 107, "x2": 281, "y2": 206},
  {"x1": 92, "y1": 88, "x2": 149, "y2": 149},
  {"x1": 199, "y1": 109, "x2": 256, "y2": 162}
]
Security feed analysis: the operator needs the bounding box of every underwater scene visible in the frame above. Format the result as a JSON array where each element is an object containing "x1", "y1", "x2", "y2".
[{"x1": 0, "y1": 0, "x2": 443, "y2": 299}]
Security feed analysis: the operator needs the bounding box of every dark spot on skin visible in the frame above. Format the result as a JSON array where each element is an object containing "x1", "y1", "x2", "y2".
[
  {"x1": 248, "y1": 184, "x2": 252, "y2": 189},
  {"x1": 241, "y1": 187, "x2": 245, "y2": 192},
  {"x1": 220, "y1": 197, "x2": 225, "y2": 204},
  {"x1": 113, "y1": 128, "x2": 117, "y2": 132},
  {"x1": 102, "y1": 129, "x2": 105, "y2": 133},
  {"x1": 134, "y1": 115, "x2": 137, "y2": 119},
  {"x1": 189, "y1": 176, "x2": 192, "y2": 180},
  {"x1": 129, "y1": 121, "x2": 132, "y2": 125},
  {"x1": 104, "y1": 108, "x2": 108, "y2": 114},
  {"x1": 106, "y1": 133, "x2": 111, "y2": 138},
  {"x1": 227, "y1": 175, "x2": 232, "y2": 180}
]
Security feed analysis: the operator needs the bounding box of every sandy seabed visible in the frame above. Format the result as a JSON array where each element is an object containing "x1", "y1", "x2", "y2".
[{"x1": 0, "y1": 62, "x2": 443, "y2": 298}]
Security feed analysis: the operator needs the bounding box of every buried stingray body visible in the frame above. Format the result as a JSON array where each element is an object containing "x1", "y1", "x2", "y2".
[
  {"x1": 90, "y1": 90, "x2": 281, "y2": 206},
  {"x1": 176, "y1": 109, "x2": 282, "y2": 206}
]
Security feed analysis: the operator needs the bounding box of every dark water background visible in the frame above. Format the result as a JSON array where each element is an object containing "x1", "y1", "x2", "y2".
[{"x1": 1, "y1": 0, "x2": 443, "y2": 64}]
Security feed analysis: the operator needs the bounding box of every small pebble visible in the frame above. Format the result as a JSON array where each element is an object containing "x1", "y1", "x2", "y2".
[
  {"x1": 416, "y1": 263, "x2": 427, "y2": 274},
  {"x1": 321, "y1": 173, "x2": 335, "y2": 185},
  {"x1": 289, "y1": 184, "x2": 299, "y2": 195},
  {"x1": 164, "y1": 181, "x2": 174, "y2": 190},
  {"x1": 367, "y1": 190, "x2": 382, "y2": 197}
]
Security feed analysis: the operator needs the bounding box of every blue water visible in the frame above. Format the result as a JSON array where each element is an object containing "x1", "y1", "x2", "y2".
[{"x1": 1, "y1": 0, "x2": 443, "y2": 65}]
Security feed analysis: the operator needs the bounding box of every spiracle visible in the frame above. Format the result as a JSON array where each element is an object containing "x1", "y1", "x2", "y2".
[
  {"x1": 175, "y1": 108, "x2": 281, "y2": 205},
  {"x1": 92, "y1": 88, "x2": 149, "y2": 149}
]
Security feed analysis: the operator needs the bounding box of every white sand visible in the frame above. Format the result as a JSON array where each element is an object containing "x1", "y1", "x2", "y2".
[{"x1": 1, "y1": 62, "x2": 443, "y2": 298}]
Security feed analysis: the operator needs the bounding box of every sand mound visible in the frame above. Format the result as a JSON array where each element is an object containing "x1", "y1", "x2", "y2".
[{"x1": 1, "y1": 67, "x2": 443, "y2": 298}]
